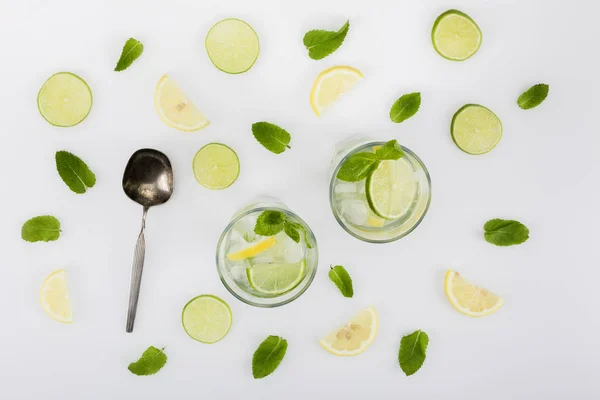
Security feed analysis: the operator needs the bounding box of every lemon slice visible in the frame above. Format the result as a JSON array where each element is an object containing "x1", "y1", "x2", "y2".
[
  {"x1": 366, "y1": 159, "x2": 417, "y2": 219},
  {"x1": 444, "y1": 270, "x2": 503, "y2": 317},
  {"x1": 37, "y1": 72, "x2": 92, "y2": 127},
  {"x1": 451, "y1": 104, "x2": 502, "y2": 155},
  {"x1": 247, "y1": 259, "x2": 306, "y2": 295},
  {"x1": 310, "y1": 66, "x2": 363, "y2": 116},
  {"x1": 432, "y1": 10, "x2": 482, "y2": 61},
  {"x1": 227, "y1": 236, "x2": 277, "y2": 261},
  {"x1": 193, "y1": 143, "x2": 240, "y2": 190},
  {"x1": 182, "y1": 295, "x2": 232, "y2": 343},
  {"x1": 40, "y1": 269, "x2": 72, "y2": 323},
  {"x1": 320, "y1": 307, "x2": 378, "y2": 356},
  {"x1": 154, "y1": 74, "x2": 210, "y2": 132}
]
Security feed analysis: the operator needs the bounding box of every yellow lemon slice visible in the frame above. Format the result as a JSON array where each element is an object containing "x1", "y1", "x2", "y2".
[
  {"x1": 320, "y1": 307, "x2": 378, "y2": 356},
  {"x1": 154, "y1": 74, "x2": 210, "y2": 131},
  {"x1": 444, "y1": 270, "x2": 503, "y2": 317},
  {"x1": 226, "y1": 236, "x2": 277, "y2": 261},
  {"x1": 40, "y1": 269, "x2": 72, "y2": 323},
  {"x1": 310, "y1": 66, "x2": 363, "y2": 116}
]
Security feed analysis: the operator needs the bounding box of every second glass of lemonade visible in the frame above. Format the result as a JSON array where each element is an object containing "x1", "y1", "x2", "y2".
[{"x1": 216, "y1": 197, "x2": 318, "y2": 307}]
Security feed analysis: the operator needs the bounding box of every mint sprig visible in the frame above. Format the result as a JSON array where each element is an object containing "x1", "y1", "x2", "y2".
[
  {"x1": 484, "y1": 218, "x2": 529, "y2": 246},
  {"x1": 328, "y1": 265, "x2": 353, "y2": 298},
  {"x1": 254, "y1": 211, "x2": 314, "y2": 248},
  {"x1": 55, "y1": 151, "x2": 96, "y2": 194},
  {"x1": 398, "y1": 330, "x2": 429, "y2": 376},
  {"x1": 21, "y1": 215, "x2": 61, "y2": 242},
  {"x1": 336, "y1": 139, "x2": 404, "y2": 182},
  {"x1": 517, "y1": 84, "x2": 549, "y2": 110},
  {"x1": 252, "y1": 335, "x2": 288, "y2": 379},
  {"x1": 114, "y1": 38, "x2": 144, "y2": 72},
  {"x1": 390, "y1": 92, "x2": 421, "y2": 123},
  {"x1": 252, "y1": 122, "x2": 291, "y2": 154},
  {"x1": 128, "y1": 346, "x2": 167, "y2": 376},
  {"x1": 303, "y1": 20, "x2": 350, "y2": 60}
]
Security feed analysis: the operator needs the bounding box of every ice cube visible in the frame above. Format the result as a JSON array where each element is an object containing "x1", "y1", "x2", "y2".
[{"x1": 340, "y1": 200, "x2": 368, "y2": 226}]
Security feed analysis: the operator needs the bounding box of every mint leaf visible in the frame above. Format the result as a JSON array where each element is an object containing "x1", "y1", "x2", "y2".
[
  {"x1": 55, "y1": 151, "x2": 96, "y2": 194},
  {"x1": 517, "y1": 84, "x2": 549, "y2": 110},
  {"x1": 288, "y1": 221, "x2": 314, "y2": 249},
  {"x1": 484, "y1": 218, "x2": 529, "y2": 246},
  {"x1": 375, "y1": 139, "x2": 404, "y2": 160},
  {"x1": 398, "y1": 330, "x2": 429, "y2": 376},
  {"x1": 283, "y1": 221, "x2": 300, "y2": 243},
  {"x1": 336, "y1": 152, "x2": 379, "y2": 182},
  {"x1": 114, "y1": 38, "x2": 144, "y2": 72},
  {"x1": 252, "y1": 122, "x2": 291, "y2": 154},
  {"x1": 303, "y1": 20, "x2": 350, "y2": 60},
  {"x1": 254, "y1": 211, "x2": 285, "y2": 236},
  {"x1": 128, "y1": 346, "x2": 167, "y2": 376},
  {"x1": 21, "y1": 216, "x2": 61, "y2": 242},
  {"x1": 390, "y1": 92, "x2": 421, "y2": 123},
  {"x1": 252, "y1": 335, "x2": 288, "y2": 379},
  {"x1": 328, "y1": 265, "x2": 353, "y2": 298}
]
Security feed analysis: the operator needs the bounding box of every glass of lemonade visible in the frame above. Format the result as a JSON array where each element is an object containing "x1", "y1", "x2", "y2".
[
  {"x1": 216, "y1": 197, "x2": 318, "y2": 307},
  {"x1": 329, "y1": 137, "x2": 431, "y2": 243}
]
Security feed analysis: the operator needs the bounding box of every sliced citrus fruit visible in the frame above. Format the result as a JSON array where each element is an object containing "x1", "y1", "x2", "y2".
[
  {"x1": 320, "y1": 307, "x2": 378, "y2": 356},
  {"x1": 205, "y1": 18, "x2": 260, "y2": 74},
  {"x1": 247, "y1": 259, "x2": 306, "y2": 295},
  {"x1": 444, "y1": 270, "x2": 503, "y2": 317},
  {"x1": 182, "y1": 295, "x2": 232, "y2": 343},
  {"x1": 40, "y1": 269, "x2": 72, "y2": 323},
  {"x1": 37, "y1": 72, "x2": 92, "y2": 127},
  {"x1": 227, "y1": 236, "x2": 277, "y2": 261},
  {"x1": 451, "y1": 104, "x2": 502, "y2": 155},
  {"x1": 366, "y1": 159, "x2": 417, "y2": 219},
  {"x1": 432, "y1": 9, "x2": 482, "y2": 61},
  {"x1": 193, "y1": 143, "x2": 240, "y2": 190},
  {"x1": 310, "y1": 66, "x2": 363, "y2": 116},
  {"x1": 154, "y1": 74, "x2": 210, "y2": 131}
]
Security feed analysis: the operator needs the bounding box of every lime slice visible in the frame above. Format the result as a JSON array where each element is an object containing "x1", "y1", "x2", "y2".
[
  {"x1": 193, "y1": 143, "x2": 240, "y2": 190},
  {"x1": 182, "y1": 295, "x2": 232, "y2": 343},
  {"x1": 366, "y1": 159, "x2": 417, "y2": 219},
  {"x1": 205, "y1": 18, "x2": 260, "y2": 74},
  {"x1": 37, "y1": 72, "x2": 92, "y2": 127},
  {"x1": 432, "y1": 10, "x2": 482, "y2": 61},
  {"x1": 247, "y1": 259, "x2": 306, "y2": 295},
  {"x1": 451, "y1": 104, "x2": 502, "y2": 155}
]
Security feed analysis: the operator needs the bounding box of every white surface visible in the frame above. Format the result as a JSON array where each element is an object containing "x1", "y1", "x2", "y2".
[{"x1": 1, "y1": 0, "x2": 599, "y2": 398}]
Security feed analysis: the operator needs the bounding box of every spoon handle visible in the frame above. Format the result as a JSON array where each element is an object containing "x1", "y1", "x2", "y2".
[{"x1": 126, "y1": 207, "x2": 148, "y2": 333}]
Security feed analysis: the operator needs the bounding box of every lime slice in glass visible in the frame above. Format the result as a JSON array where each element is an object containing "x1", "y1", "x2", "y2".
[
  {"x1": 37, "y1": 72, "x2": 92, "y2": 127},
  {"x1": 366, "y1": 159, "x2": 417, "y2": 219},
  {"x1": 432, "y1": 10, "x2": 482, "y2": 61},
  {"x1": 247, "y1": 259, "x2": 306, "y2": 295},
  {"x1": 182, "y1": 295, "x2": 232, "y2": 343},
  {"x1": 451, "y1": 104, "x2": 502, "y2": 155},
  {"x1": 193, "y1": 143, "x2": 240, "y2": 190},
  {"x1": 205, "y1": 18, "x2": 260, "y2": 74}
]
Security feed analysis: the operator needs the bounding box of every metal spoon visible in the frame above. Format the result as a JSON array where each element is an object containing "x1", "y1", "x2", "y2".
[{"x1": 122, "y1": 149, "x2": 174, "y2": 333}]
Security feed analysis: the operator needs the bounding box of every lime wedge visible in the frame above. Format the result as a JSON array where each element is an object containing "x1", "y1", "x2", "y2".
[
  {"x1": 205, "y1": 18, "x2": 259, "y2": 74},
  {"x1": 366, "y1": 159, "x2": 417, "y2": 219},
  {"x1": 37, "y1": 72, "x2": 92, "y2": 127},
  {"x1": 432, "y1": 10, "x2": 482, "y2": 61},
  {"x1": 182, "y1": 295, "x2": 232, "y2": 343},
  {"x1": 451, "y1": 104, "x2": 502, "y2": 155},
  {"x1": 193, "y1": 143, "x2": 240, "y2": 190},
  {"x1": 247, "y1": 259, "x2": 306, "y2": 295}
]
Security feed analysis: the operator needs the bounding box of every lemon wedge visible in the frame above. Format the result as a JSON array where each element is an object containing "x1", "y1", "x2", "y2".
[
  {"x1": 444, "y1": 270, "x2": 503, "y2": 317},
  {"x1": 227, "y1": 236, "x2": 277, "y2": 261},
  {"x1": 40, "y1": 269, "x2": 72, "y2": 323},
  {"x1": 310, "y1": 66, "x2": 363, "y2": 116},
  {"x1": 320, "y1": 307, "x2": 378, "y2": 356},
  {"x1": 154, "y1": 74, "x2": 209, "y2": 131}
]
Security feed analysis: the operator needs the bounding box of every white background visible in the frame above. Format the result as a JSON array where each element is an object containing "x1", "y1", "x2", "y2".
[{"x1": 1, "y1": 0, "x2": 599, "y2": 398}]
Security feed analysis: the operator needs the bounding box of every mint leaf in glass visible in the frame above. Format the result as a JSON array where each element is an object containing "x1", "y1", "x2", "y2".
[
  {"x1": 254, "y1": 211, "x2": 285, "y2": 236},
  {"x1": 252, "y1": 335, "x2": 288, "y2": 379},
  {"x1": 21, "y1": 215, "x2": 61, "y2": 242},
  {"x1": 252, "y1": 122, "x2": 291, "y2": 154},
  {"x1": 517, "y1": 84, "x2": 549, "y2": 110},
  {"x1": 55, "y1": 151, "x2": 96, "y2": 194},
  {"x1": 328, "y1": 265, "x2": 353, "y2": 298},
  {"x1": 128, "y1": 346, "x2": 167, "y2": 376},
  {"x1": 375, "y1": 139, "x2": 404, "y2": 160},
  {"x1": 336, "y1": 152, "x2": 379, "y2": 182},
  {"x1": 398, "y1": 329, "x2": 429, "y2": 376},
  {"x1": 303, "y1": 20, "x2": 350, "y2": 60},
  {"x1": 114, "y1": 38, "x2": 144, "y2": 72},
  {"x1": 390, "y1": 92, "x2": 421, "y2": 123},
  {"x1": 484, "y1": 218, "x2": 529, "y2": 246},
  {"x1": 283, "y1": 221, "x2": 301, "y2": 243}
]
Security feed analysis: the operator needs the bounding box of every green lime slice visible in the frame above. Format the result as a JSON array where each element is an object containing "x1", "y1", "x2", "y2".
[
  {"x1": 432, "y1": 10, "x2": 482, "y2": 61},
  {"x1": 182, "y1": 295, "x2": 232, "y2": 343},
  {"x1": 193, "y1": 143, "x2": 240, "y2": 190},
  {"x1": 247, "y1": 259, "x2": 306, "y2": 295},
  {"x1": 366, "y1": 159, "x2": 417, "y2": 219},
  {"x1": 451, "y1": 104, "x2": 502, "y2": 155},
  {"x1": 205, "y1": 18, "x2": 260, "y2": 74},
  {"x1": 37, "y1": 72, "x2": 93, "y2": 127}
]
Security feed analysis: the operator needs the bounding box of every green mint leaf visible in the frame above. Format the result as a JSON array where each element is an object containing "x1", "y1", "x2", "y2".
[
  {"x1": 55, "y1": 151, "x2": 96, "y2": 194},
  {"x1": 398, "y1": 329, "x2": 429, "y2": 376},
  {"x1": 390, "y1": 92, "x2": 421, "y2": 123},
  {"x1": 252, "y1": 335, "x2": 288, "y2": 379},
  {"x1": 484, "y1": 218, "x2": 530, "y2": 246},
  {"x1": 114, "y1": 38, "x2": 144, "y2": 72},
  {"x1": 517, "y1": 84, "x2": 549, "y2": 110},
  {"x1": 254, "y1": 211, "x2": 285, "y2": 236},
  {"x1": 287, "y1": 220, "x2": 314, "y2": 249},
  {"x1": 328, "y1": 265, "x2": 353, "y2": 298},
  {"x1": 21, "y1": 216, "x2": 61, "y2": 242},
  {"x1": 375, "y1": 139, "x2": 404, "y2": 160},
  {"x1": 303, "y1": 20, "x2": 350, "y2": 60},
  {"x1": 283, "y1": 221, "x2": 301, "y2": 243},
  {"x1": 336, "y1": 152, "x2": 380, "y2": 182},
  {"x1": 128, "y1": 346, "x2": 167, "y2": 376},
  {"x1": 252, "y1": 122, "x2": 291, "y2": 154}
]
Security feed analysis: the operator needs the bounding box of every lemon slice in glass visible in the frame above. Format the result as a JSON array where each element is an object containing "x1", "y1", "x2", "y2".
[
  {"x1": 432, "y1": 9, "x2": 482, "y2": 61},
  {"x1": 154, "y1": 74, "x2": 210, "y2": 132},
  {"x1": 310, "y1": 66, "x2": 363, "y2": 116},
  {"x1": 182, "y1": 295, "x2": 232, "y2": 343},
  {"x1": 320, "y1": 307, "x2": 378, "y2": 356},
  {"x1": 205, "y1": 18, "x2": 260, "y2": 74},
  {"x1": 444, "y1": 270, "x2": 503, "y2": 317},
  {"x1": 227, "y1": 236, "x2": 277, "y2": 261},
  {"x1": 37, "y1": 72, "x2": 92, "y2": 127},
  {"x1": 40, "y1": 269, "x2": 73, "y2": 323}
]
